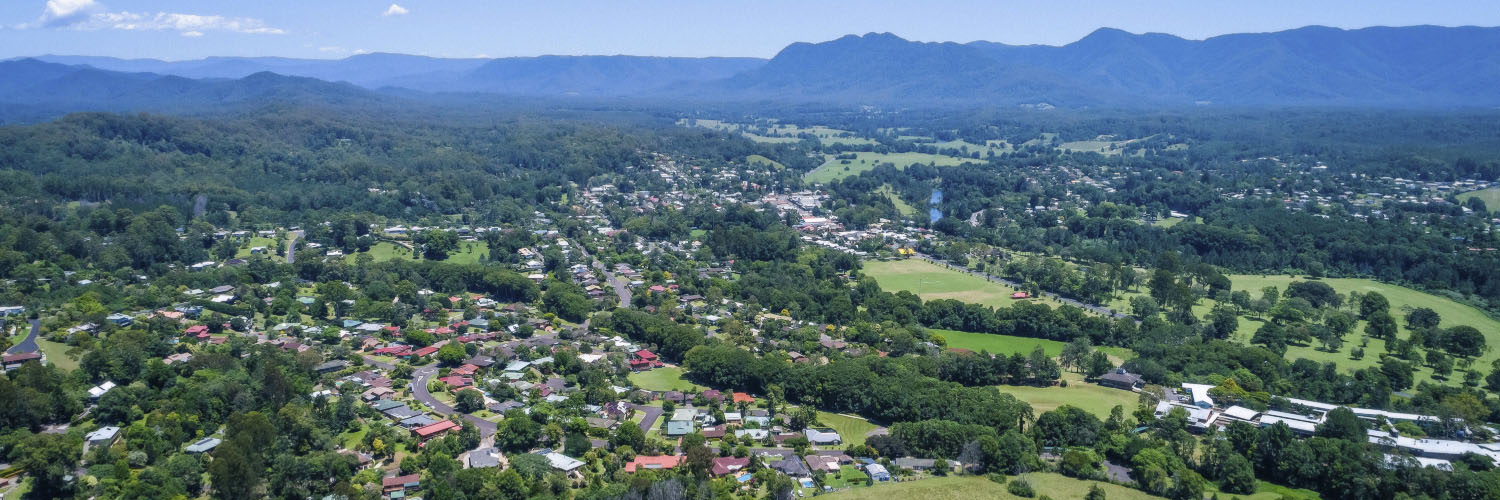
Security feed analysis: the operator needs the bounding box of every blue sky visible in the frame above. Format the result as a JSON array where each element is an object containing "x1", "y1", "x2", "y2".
[{"x1": 1, "y1": 0, "x2": 1496, "y2": 60}]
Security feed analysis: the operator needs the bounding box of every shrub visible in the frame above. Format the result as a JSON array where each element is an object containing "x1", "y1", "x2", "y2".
[{"x1": 1007, "y1": 479, "x2": 1036, "y2": 498}]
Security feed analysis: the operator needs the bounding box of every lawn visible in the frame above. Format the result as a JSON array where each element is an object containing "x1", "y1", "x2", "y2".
[
  {"x1": 1152, "y1": 216, "x2": 1187, "y2": 228},
  {"x1": 745, "y1": 154, "x2": 785, "y2": 170},
  {"x1": 1457, "y1": 187, "x2": 1500, "y2": 209},
  {"x1": 628, "y1": 366, "x2": 704, "y2": 392},
  {"x1": 822, "y1": 474, "x2": 1164, "y2": 500},
  {"x1": 345, "y1": 241, "x2": 488, "y2": 265},
  {"x1": 863, "y1": 259, "x2": 1073, "y2": 311},
  {"x1": 1110, "y1": 273, "x2": 1500, "y2": 388},
  {"x1": 933, "y1": 330, "x2": 1132, "y2": 361},
  {"x1": 233, "y1": 236, "x2": 279, "y2": 258},
  {"x1": 823, "y1": 465, "x2": 869, "y2": 489},
  {"x1": 998, "y1": 372, "x2": 1140, "y2": 418},
  {"x1": 37, "y1": 338, "x2": 79, "y2": 372},
  {"x1": 878, "y1": 184, "x2": 918, "y2": 218},
  {"x1": 814, "y1": 411, "x2": 878, "y2": 446},
  {"x1": 339, "y1": 426, "x2": 369, "y2": 449},
  {"x1": 805, "y1": 152, "x2": 976, "y2": 184}
]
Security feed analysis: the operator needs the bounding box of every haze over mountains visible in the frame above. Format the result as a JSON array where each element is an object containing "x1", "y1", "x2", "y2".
[{"x1": 3, "y1": 24, "x2": 1499, "y2": 120}]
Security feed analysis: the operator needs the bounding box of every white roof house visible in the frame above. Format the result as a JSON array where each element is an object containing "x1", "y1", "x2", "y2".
[
  {"x1": 1182, "y1": 383, "x2": 1215, "y2": 408},
  {"x1": 544, "y1": 452, "x2": 585, "y2": 472}
]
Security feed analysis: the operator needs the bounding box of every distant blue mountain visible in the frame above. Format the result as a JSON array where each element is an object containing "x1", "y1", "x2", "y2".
[{"x1": 11, "y1": 25, "x2": 1500, "y2": 109}]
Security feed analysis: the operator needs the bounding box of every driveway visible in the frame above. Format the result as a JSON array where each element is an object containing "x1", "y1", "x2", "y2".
[
  {"x1": 629, "y1": 403, "x2": 663, "y2": 433},
  {"x1": 411, "y1": 362, "x2": 498, "y2": 438},
  {"x1": 5, "y1": 319, "x2": 41, "y2": 355}
]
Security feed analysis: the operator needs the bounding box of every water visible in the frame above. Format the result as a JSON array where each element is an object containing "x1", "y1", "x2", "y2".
[{"x1": 929, "y1": 189, "x2": 943, "y2": 223}]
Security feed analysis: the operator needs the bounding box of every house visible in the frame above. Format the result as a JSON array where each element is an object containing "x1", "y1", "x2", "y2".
[
  {"x1": 624, "y1": 455, "x2": 685, "y2": 472},
  {"x1": 163, "y1": 352, "x2": 194, "y2": 365},
  {"x1": 87, "y1": 381, "x2": 116, "y2": 401},
  {"x1": 0, "y1": 305, "x2": 24, "y2": 317},
  {"x1": 866, "y1": 463, "x2": 891, "y2": 481},
  {"x1": 362, "y1": 387, "x2": 395, "y2": 401},
  {"x1": 1182, "y1": 383, "x2": 1216, "y2": 408},
  {"x1": 400, "y1": 415, "x2": 440, "y2": 429},
  {"x1": 665, "y1": 421, "x2": 694, "y2": 436},
  {"x1": 710, "y1": 457, "x2": 751, "y2": 476},
  {"x1": 341, "y1": 449, "x2": 375, "y2": 469},
  {"x1": 1099, "y1": 369, "x2": 1145, "y2": 391},
  {"x1": 803, "y1": 454, "x2": 840, "y2": 473},
  {"x1": 382, "y1": 474, "x2": 421, "y2": 493},
  {"x1": 1011, "y1": 292, "x2": 1030, "y2": 299},
  {"x1": 732, "y1": 392, "x2": 755, "y2": 404},
  {"x1": 805, "y1": 428, "x2": 842, "y2": 446},
  {"x1": 630, "y1": 349, "x2": 662, "y2": 370},
  {"x1": 469, "y1": 447, "x2": 503, "y2": 468},
  {"x1": 412, "y1": 420, "x2": 460, "y2": 440},
  {"x1": 85, "y1": 426, "x2": 121, "y2": 447},
  {"x1": 315, "y1": 360, "x2": 350, "y2": 373},
  {"x1": 106, "y1": 313, "x2": 133, "y2": 327},
  {"x1": 184, "y1": 325, "x2": 209, "y2": 338},
  {"x1": 184, "y1": 437, "x2": 222, "y2": 454},
  {"x1": 768, "y1": 456, "x2": 810, "y2": 476},
  {"x1": 893, "y1": 457, "x2": 952, "y2": 472},
  {"x1": 3, "y1": 352, "x2": 42, "y2": 371},
  {"x1": 545, "y1": 452, "x2": 586, "y2": 474}
]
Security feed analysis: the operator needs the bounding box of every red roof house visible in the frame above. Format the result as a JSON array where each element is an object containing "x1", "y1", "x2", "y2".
[
  {"x1": 624, "y1": 455, "x2": 685, "y2": 472},
  {"x1": 412, "y1": 420, "x2": 460, "y2": 440}
]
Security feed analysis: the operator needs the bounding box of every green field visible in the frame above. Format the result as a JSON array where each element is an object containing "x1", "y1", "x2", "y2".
[
  {"x1": 1151, "y1": 216, "x2": 1187, "y2": 228},
  {"x1": 878, "y1": 184, "x2": 918, "y2": 218},
  {"x1": 822, "y1": 474, "x2": 1164, "y2": 500},
  {"x1": 37, "y1": 338, "x2": 79, "y2": 372},
  {"x1": 933, "y1": 330, "x2": 1131, "y2": 361},
  {"x1": 814, "y1": 411, "x2": 879, "y2": 446},
  {"x1": 998, "y1": 372, "x2": 1139, "y2": 418},
  {"x1": 234, "y1": 237, "x2": 279, "y2": 258},
  {"x1": 1111, "y1": 273, "x2": 1500, "y2": 387},
  {"x1": 745, "y1": 154, "x2": 785, "y2": 170},
  {"x1": 823, "y1": 465, "x2": 869, "y2": 489},
  {"x1": 805, "y1": 152, "x2": 976, "y2": 184},
  {"x1": 1457, "y1": 187, "x2": 1500, "y2": 209},
  {"x1": 863, "y1": 259, "x2": 1072, "y2": 311},
  {"x1": 345, "y1": 241, "x2": 488, "y2": 265},
  {"x1": 628, "y1": 366, "x2": 704, "y2": 392}
]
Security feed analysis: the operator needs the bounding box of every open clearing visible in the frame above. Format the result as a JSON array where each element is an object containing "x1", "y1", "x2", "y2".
[
  {"x1": 935, "y1": 329, "x2": 1130, "y2": 360},
  {"x1": 805, "y1": 152, "x2": 976, "y2": 184},
  {"x1": 814, "y1": 411, "x2": 879, "y2": 446},
  {"x1": 822, "y1": 474, "x2": 1164, "y2": 500},
  {"x1": 1457, "y1": 187, "x2": 1500, "y2": 209},
  {"x1": 628, "y1": 366, "x2": 704, "y2": 392},
  {"x1": 745, "y1": 154, "x2": 785, "y2": 170},
  {"x1": 863, "y1": 258, "x2": 1072, "y2": 311},
  {"x1": 37, "y1": 338, "x2": 79, "y2": 372},
  {"x1": 344, "y1": 241, "x2": 488, "y2": 265},
  {"x1": 878, "y1": 184, "x2": 918, "y2": 217},
  {"x1": 998, "y1": 372, "x2": 1139, "y2": 418}
]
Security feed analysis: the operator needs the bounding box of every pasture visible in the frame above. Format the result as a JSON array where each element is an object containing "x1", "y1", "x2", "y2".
[
  {"x1": 805, "y1": 152, "x2": 976, "y2": 184},
  {"x1": 1457, "y1": 187, "x2": 1500, "y2": 209}
]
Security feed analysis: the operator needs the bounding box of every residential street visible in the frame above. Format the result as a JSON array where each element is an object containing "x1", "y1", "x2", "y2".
[{"x1": 411, "y1": 362, "x2": 499, "y2": 438}]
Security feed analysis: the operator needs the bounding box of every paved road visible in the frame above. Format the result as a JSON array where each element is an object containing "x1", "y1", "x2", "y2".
[
  {"x1": 362, "y1": 355, "x2": 396, "y2": 371},
  {"x1": 913, "y1": 253, "x2": 1131, "y2": 320},
  {"x1": 629, "y1": 403, "x2": 662, "y2": 433},
  {"x1": 411, "y1": 362, "x2": 498, "y2": 438},
  {"x1": 5, "y1": 319, "x2": 41, "y2": 355},
  {"x1": 580, "y1": 243, "x2": 632, "y2": 308},
  {"x1": 284, "y1": 230, "x2": 303, "y2": 264}
]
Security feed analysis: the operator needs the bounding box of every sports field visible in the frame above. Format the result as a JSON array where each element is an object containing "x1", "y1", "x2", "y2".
[
  {"x1": 805, "y1": 152, "x2": 976, "y2": 184},
  {"x1": 862, "y1": 259, "x2": 1071, "y2": 310},
  {"x1": 822, "y1": 474, "x2": 1165, "y2": 500}
]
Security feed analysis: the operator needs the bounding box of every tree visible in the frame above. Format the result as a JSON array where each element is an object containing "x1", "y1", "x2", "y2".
[
  {"x1": 1130, "y1": 295, "x2": 1160, "y2": 319},
  {"x1": 1407, "y1": 307, "x2": 1441, "y2": 330},
  {"x1": 611, "y1": 421, "x2": 645, "y2": 450},
  {"x1": 1220, "y1": 454, "x2": 1257, "y2": 494},
  {"x1": 1059, "y1": 338, "x2": 1093, "y2": 372},
  {"x1": 209, "y1": 438, "x2": 262, "y2": 500},
  {"x1": 455, "y1": 389, "x2": 484, "y2": 413},
  {"x1": 18, "y1": 433, "x2": 80, "y2": 500},
  {"x1": 1315, "y1": 407, "x2": 1366, "y2": 442},
  {"x1": 1359, "y1": 292, "x2": 1390, "y2": 319},
  {"x1": 496, "y1": 410, "x2": 541, "y2": 452},
  {"x1": 1085, "y1": 351, "x2": 1114, "y2": 380},
  {"x1": 436, "y1": 342, "x2": 467, "y2": 366},
  {"x1": 418, "y1": 230, "x2": 459, "y2": 260},
  {"x1": 1364, "y1": 311, "x2": 1397, "y2": 340},
  {"x1": 1085, "y1": 483, "x2": 1108, "y2": 500},
  {"x1": 1444, "y1": 326, "x2": 1487, "y2": 357},
  {"x1": 1204, "y1": 304, "x2": 1239, "y2": 340}
]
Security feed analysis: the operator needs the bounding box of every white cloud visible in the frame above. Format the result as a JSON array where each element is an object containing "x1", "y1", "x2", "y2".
[
  {"x1": 77, "y1": 11, "x2": 286, "y2": 35},
  {"x1": 41, "y1": 0, "x2": 98, "y2": 27},
  {"x1": 181, "y1": 30, "x2": 202, "y2": 37},
  {"x1": 383, "y1": 4, "x2": 408, "y2": 16}
]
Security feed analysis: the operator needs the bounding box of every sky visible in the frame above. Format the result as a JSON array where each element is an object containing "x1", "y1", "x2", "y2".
[{"x1": 1, "y1": 0, "x2": 1496, "y2": 60}]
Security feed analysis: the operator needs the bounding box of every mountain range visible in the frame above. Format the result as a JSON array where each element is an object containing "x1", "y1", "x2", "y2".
[{"x1": 3, "y1": 24, "x2": 1500, "y2": 119}]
